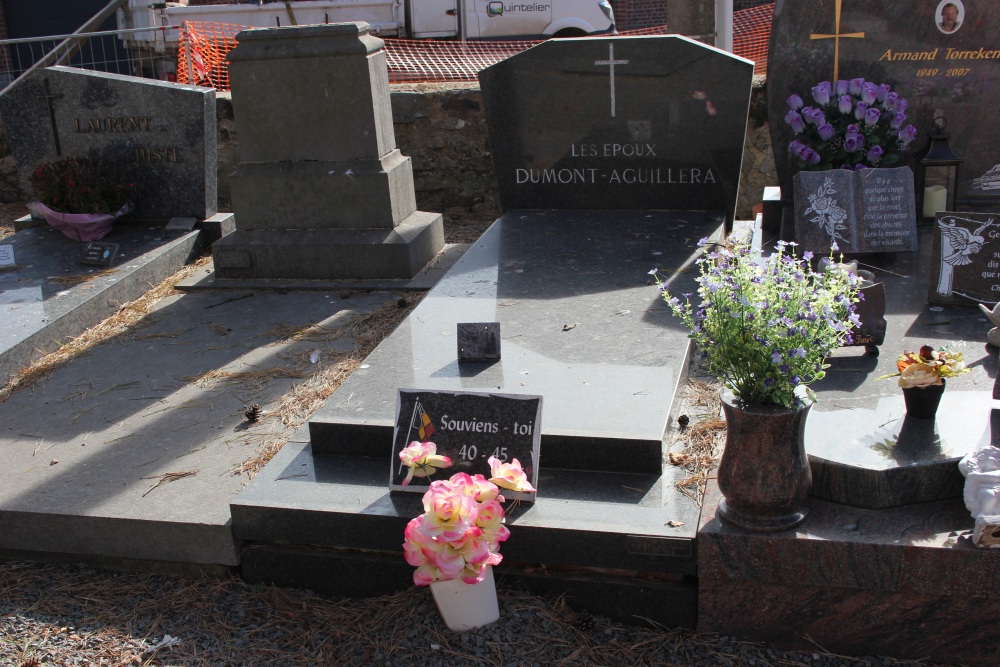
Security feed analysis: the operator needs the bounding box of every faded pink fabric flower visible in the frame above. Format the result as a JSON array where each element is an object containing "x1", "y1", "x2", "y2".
[
  {"x1": 398, "y1": 440, "x2": 452, "y2": 486},
  {"x1": 488, "y1": 456, "x2": 536, "y2": 493},
  {"x1": 898, "y1": 363, "x2": 942, "y2": 389}
]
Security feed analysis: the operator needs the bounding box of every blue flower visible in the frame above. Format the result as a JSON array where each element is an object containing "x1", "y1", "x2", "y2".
[
  {"x1": 792, "y1": 347, "x2": 807, "y2": 358},
  {"x1": 772, "y1": 351, "x2": 783, "y2": 363}
]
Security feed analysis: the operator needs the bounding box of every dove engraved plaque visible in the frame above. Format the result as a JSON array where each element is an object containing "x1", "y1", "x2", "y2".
[{"x1": 929, "y1": 212, "x2": 1000, "y2": 305}]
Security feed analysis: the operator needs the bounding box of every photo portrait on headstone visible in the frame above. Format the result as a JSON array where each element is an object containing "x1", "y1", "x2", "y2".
[{"x1": 936, "y1": 1, "x2": 964, "y2": 34}]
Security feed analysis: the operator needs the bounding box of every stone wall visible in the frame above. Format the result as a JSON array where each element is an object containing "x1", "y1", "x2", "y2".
[{"x1": 2, "y1": 82, "x2": 777, "y2": 222}]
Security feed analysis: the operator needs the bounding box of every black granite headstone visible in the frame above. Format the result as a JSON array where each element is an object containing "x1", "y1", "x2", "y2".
[
  {"x1": 769, "y1": 0, "x2": 1000, "y2": 210},
  {"x1": 0, "y1": 66, "x2": 217, "y2": 221},
  {"x1": 479, "y1": 36, "x2": 754, "y2": 224},
  {"x1": 390, "y1": 389, "x2": 541, "y2": 500},
  {"x1": 928, "y1": 211, "x2": 1000, "y2": 304},
  {"x1": 793, "y1": 166, "x2": 917, "y2": 253}
]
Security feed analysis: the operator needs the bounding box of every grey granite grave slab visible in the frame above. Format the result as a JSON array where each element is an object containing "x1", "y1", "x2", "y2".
[
  {"x1": 0, "y1": 222, "x2": 203, "y2": 384},
  {"x1": 231, "y1": 431, "x2": 703, "y2": 626},
  {"x1": 308, "y1": 209, "x2": 724, "y2": 473},
  {"x1": 0, "y1": 287, "x2": 401, "y2": 567},
  {"x1": 768, "y1": 0, "x2": 1000, "y2": 210},
  {"x1": 803, "y1": 226, "x2": 998, "y2": 508},
  {"x1": 0, "y1": 66, "x2": 217, "y2": 221},
  {"x1": 479, "y1": 35, "x2": 754, "y2": 225}
]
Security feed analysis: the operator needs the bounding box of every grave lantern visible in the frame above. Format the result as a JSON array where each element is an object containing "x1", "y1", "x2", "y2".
[{"x1": 914, "y1": 117, "x2": 963, "y2": 222}]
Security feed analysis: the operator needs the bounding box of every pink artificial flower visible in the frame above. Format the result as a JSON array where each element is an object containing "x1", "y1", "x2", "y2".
[
  {"x1": 488, "y1": 456, "x2": 537, "y2": 493},
  {"x1": 420, "y1": 479, "x2": 478, "y2": 541},
  {"x1": 398, "y1": 441, "x2": 452, "y2": 486}
]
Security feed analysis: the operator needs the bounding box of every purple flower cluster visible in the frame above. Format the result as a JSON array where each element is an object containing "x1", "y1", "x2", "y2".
[
  {"x1": 785, "y1": 78, "x2": 918, "y2": 171},
  {"x1": 653, "y1": 239, "x2": 861, "y2": 408}
]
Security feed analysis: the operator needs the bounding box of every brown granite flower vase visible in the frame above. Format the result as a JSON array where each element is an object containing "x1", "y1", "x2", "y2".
[
  {"x1": 717, "y1": 390, "x2": 812, "y2": 532},
  {"x1": 902, "y1": 379, "x2": 945, "y2": 420}
]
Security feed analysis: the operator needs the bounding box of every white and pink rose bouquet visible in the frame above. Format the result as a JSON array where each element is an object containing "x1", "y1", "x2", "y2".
[{"x1": 399, "y1": 442, "x2": 535, "y2": 585}]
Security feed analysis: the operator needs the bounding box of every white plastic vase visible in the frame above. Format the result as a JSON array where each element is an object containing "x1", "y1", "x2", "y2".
[{"x1": 429, "y1": 566, "x2": 500, "y2": 631}]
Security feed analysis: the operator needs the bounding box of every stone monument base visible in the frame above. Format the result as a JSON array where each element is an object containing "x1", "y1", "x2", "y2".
[{"x1": 210, "y1": 211, "x2": 444, "y2": 280}]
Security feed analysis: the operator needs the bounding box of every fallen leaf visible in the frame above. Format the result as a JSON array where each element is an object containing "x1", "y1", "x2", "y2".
[
  {"x1": 667, "y1": 520, "x2": 685, "y2": 527},
  {"x1": 562, "y1": 323, "x2": 578, "y2": 331}
]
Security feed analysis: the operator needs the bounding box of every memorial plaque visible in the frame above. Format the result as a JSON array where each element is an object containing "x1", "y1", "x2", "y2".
[
  {"x1": 390, "y1": 389, "x2": 541, "y2": 500},
  {"x1": 0, "y1": 244, "x2": 13, "y2": 269},
  {"x1": 0, "y1": 66, "x2": 217, "y2": 221},
  {"x1": 769, "y1": 0, "x2": 1000, "y2": 209},
  {"x1": 80, "y1": 242, "x2": 119, "y2": 267},
  {"x1": 793, "y1": 167, "x2": 917, "y2": 253},
  {"x1": 479, "y1": 36, "x2": 754, "y2": 224},
  {"x1": 928, "y1": 211, "x2": 1000, "y2": 304},
  {"x1": 457, "y1": 322, "x2": 501, "y2": 360}
]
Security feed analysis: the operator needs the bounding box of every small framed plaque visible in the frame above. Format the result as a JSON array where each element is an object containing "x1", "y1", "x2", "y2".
[
  {"x1": 0, "y1": 244, "x2": 14, "y2": 270},
  {"x1": 80, "y1": 242, "x2": 119, "y2": 267},
  {"x1": 457, "y1": 322, "x2": 501, "y2": 360},
  {"x1": 390, "y1": 388, "x2": 542, "y2": 501}
]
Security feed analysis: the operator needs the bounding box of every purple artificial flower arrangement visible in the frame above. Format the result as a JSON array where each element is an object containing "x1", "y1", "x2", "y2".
[{"x1": 785, "y1": 78, "x2": 919, "y2": 171}]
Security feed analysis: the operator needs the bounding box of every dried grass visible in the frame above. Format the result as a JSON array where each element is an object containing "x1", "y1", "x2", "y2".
[
  {"x1": 0, "y1": 256, "x2": 213, "y2": 406},
  {"x1": 669, "y1": 379, "x2": 725, "y2": 505},
  {"x1": 232, "y1": 296, "x2": 422, "y2": 479},
  {"x1": 179, "y1": 367, "x2": 309, "y2": 390},
  {"x1": 45, "y1": 268, "x2": 117, "y2": 284}
]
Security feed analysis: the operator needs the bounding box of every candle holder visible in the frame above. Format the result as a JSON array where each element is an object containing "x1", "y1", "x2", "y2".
[{"x1": 914, "y1": 116, "x2": 963, "y2": 224}]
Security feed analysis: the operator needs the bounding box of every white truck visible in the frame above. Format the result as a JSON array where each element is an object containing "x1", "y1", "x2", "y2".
[{"x1": 120, "y1": 0, "x2": 616, "y2": 79}]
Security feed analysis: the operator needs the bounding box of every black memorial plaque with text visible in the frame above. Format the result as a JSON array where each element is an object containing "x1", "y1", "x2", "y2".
[
  {"x1": 390, "y1": 389, "x2": 542, "y2": 499},
  {"x1": 769, "y1": 0, "x2": 1000, "y2": 209},
  {"x1": 929, "y1": 211, "x2": 1000, "y2": 304},
  {"x1": 479, "y1": 36, "x2": 754, "y2": 224}
]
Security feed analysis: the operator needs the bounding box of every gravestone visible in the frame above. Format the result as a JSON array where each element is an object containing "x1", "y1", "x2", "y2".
[
  {"x1": 209, "y1": 23, "x2": 444, "y2": 280},
  {"x1": 479, "y1": 35, "x2": 754, "y2": 225},
  {"x1": 0, "y1": 66, "x2": 217, "y2": 221},
  {"x1": 769, "y1": 0, "x2": 1000, "y2": 210},
  {"x1": 928, "y1": 211, "x2": 1000, "y2": 304},
  {"x1": 793, "y1": 166, "x2": 918, "y2": 253},
  {"x1": 230, "y1": 34, "x2": 756, "y2": 624}
]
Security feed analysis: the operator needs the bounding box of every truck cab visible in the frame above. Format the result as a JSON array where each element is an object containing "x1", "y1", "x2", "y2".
[{"x1": 409, "y1": 0, "x2": 616, "y2": 39}]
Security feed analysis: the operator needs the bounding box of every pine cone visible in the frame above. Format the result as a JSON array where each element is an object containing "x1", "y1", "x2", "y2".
[
  {"x1": 573, "y1": 613, "x2": 597, "y2": 632},
  {"x1": 244, "y1": 403, "x2": 262, "y2": 422}
]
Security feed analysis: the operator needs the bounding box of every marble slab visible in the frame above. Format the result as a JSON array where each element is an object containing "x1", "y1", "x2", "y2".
[
  {"x1": 0, "y1": 221, "x2": 202, "y2": 384},
  {"x1": 479, "y1": 36, "x2": 753, "y2": 224},
  {"x1": 308, "y1": 209, "x2": 724, "y2": 474},
  {"x1": 698, "y1": 479, "x2": 999, "y2": 667}
]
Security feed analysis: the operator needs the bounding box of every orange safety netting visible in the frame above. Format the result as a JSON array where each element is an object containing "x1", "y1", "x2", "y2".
[
  {"x1": 734, "y1": 2, "x2": 774, "y2": 75},
  {"x1": 177, "y1": 10, "x2": 773, "y2": 90},
  {"x1": 177, "y1": 20, "x2": 240, "y2": 89}
]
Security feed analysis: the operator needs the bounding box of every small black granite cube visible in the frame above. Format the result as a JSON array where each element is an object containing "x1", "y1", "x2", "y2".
[{"x1": 457, "y1": 322, "x2": 501, "y2": 360}]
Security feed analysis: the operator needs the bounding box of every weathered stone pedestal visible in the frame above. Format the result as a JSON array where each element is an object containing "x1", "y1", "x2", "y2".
[{"x1": 211, "y1": 22, "x2": 443, "y2": 280}]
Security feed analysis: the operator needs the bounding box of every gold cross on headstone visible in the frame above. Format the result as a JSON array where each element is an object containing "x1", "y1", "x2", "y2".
[{"x1": 810, "y1": 0, "x2": 865, "y2": 81}]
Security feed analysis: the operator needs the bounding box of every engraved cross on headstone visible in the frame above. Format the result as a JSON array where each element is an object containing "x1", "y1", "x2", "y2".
[
  {"x1": 595, "y1": 43, "x2": 629, "y2": 118},
  {"x1": 38, "y1": 78, "x2": 64, "y2": 156}
]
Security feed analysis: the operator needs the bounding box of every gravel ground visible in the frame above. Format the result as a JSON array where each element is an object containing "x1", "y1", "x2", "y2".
[{"x1": 0, "y1": 560, "x2": 958, "y2": 667}]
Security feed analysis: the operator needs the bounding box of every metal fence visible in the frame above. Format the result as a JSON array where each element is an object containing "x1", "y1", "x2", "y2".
[{"x1": 0, "y1": 25, "x2": 180, "y2": 94}]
